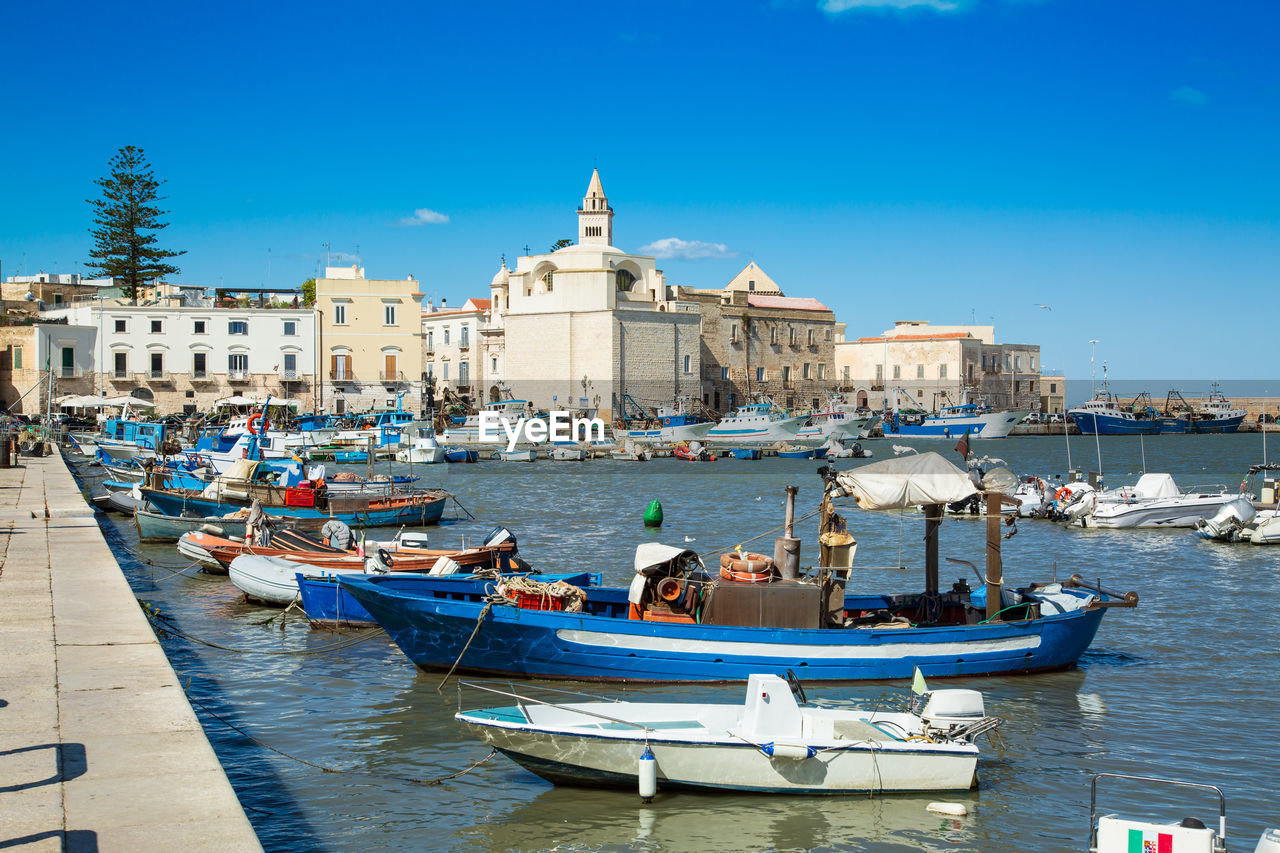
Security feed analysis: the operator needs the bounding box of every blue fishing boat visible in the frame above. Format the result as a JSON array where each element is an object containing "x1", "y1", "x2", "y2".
[
  {"x1": 341, "y1": 453, "x2": 1137, "y2": 682},
  {"x1": 776, "y1": 447, "x2": 816, "y2": 459},
  {"x1": 726, "y1": 448, "x2": 761, "y2": 460},
  {"x1": 880, "y1": 390, "x2": 1027, "y2": 440},
  {"x1": 298, "y1": 571, "x2": 604, "y2": 628},
  {"x1": 142, "y1": 488, "x2": 447, "y2": 527},
  {"x1": 443, "y1": 448, "x2": 479, "y2": 463}
]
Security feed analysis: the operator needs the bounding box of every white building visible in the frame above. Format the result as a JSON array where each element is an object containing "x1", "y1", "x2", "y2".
[
  {"x1": 484, "y1": 170, "x2": 701, "y2": 418},
  {"x1": 45, "y1": 302, "x2": 316, "y2": 413},
  {"x1": 422, "y1": 297, "x2": 491, "y2": 399}
]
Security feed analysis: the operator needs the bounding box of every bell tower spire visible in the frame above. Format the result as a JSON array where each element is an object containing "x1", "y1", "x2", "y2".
[{"x1": 577, "y1": 169, "x2": 613, "y2": 247}]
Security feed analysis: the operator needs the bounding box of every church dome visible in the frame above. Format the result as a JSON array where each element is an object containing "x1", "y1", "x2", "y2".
[{"x1": 490, "y1": 263, "x2": 509, "y2": 286}]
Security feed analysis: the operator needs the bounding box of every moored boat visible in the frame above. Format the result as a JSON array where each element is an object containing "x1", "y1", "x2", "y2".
[
  {"x1": 455, "y1": 673, "x2": 1000, "y2": 795},
  {"x1": 705, "y1": 400, "x2": 809, "y2": 446}
]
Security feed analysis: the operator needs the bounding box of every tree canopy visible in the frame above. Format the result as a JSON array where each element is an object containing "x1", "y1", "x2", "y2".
[
  {"x1": 300, "y1": 278, "x2": 316, "y2": 306},
  {"x1": 86, "y1": 145, "x2": 185, "y2": 300}
]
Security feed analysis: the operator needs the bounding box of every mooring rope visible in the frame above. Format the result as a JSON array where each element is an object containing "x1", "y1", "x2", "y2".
[
  {"x1": 437, "y1": 600, "x2": 496, "y2": 692},
  {"x1": 140, "y1": 602, "x2": 386, "y2": 656}
]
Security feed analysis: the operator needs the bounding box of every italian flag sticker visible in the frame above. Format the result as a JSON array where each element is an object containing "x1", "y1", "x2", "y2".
[{"x1": 1129, "y1": 829, "x2": 1173, "y2": 853}]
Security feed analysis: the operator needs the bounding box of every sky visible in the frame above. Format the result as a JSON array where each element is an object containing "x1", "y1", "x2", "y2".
[{"x1": 2, "y1": 0, "x2": 1277, "y2": 381}]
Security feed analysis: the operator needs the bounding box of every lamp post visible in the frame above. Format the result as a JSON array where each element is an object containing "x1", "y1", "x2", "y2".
[{"x1": 97, "y1": 288, "x2": 104, "y2": 396}]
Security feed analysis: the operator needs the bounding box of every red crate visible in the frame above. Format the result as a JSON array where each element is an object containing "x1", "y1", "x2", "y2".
[
  {"x1": 509, "y1": 592, "x2": 563, "y2": 611},
  {"x1": 284, "y1": 488, "x2": 316, "y2": 508}
]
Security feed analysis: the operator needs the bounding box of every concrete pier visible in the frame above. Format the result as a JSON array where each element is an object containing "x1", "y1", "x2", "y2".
[{"x1": 0, "y1": 452, "x2": 261, "y2": 851}]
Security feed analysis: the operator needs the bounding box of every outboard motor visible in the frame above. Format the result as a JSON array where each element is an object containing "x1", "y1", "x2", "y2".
[{"x1": 482, "y1": 526, "x2": 517, "y2": 551}]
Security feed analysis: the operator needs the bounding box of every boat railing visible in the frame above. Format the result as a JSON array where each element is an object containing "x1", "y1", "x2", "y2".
[
  {"x1": 1089, "y1": 774, "x2": 1226, "y2": 853},
  {"x1": 458, "y1": 680, "x2": 654, "y2": 731}
]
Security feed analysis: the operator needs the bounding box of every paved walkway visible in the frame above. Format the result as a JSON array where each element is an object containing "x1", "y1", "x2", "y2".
[{"x1": 0, "y1": 451, "x2": 261, "y2": 852}]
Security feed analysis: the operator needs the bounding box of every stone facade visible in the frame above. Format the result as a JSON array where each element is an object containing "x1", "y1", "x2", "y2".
[
  {"x1": 834, "y1": 320, "x2": 1043, "y2": 412},
  {"x1": 1040, "y1": 373, "x2": 1066, "y2": 415},
  {"x1": 316, "y1": 265, "x2": 425, "y2": 416},
  {"x1": 679, "y1": 264, "x2": 837, "y2": 414},
  {"x1": 0, "y1": 322, "x2": 98, "y2": 414}
]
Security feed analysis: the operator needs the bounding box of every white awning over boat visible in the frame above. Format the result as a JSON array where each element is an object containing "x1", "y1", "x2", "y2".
[
  {"x1": 833, "y1": 451, "x2": 978, "y2": 510},
  {"x1": 1131, "y1": 473, "x2": 1179, "y2": 499},
  {"x1": 634, "y1": 543, "x2": 698, "y2": 575}
]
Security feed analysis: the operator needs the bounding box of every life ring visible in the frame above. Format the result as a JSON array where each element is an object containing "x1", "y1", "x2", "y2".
[
  {"x1": 719, "y1": 565, "x2": 773, "y2": 584},
  {"x1": 1054, "y1": 487, "x2": 1071, "y2": 501},
  {"x1": 247, "y1": 413, "x2": 270, "y2": 435},
  {"x1": 662, "y1": 417, "x2": 672, "y2": 427}
]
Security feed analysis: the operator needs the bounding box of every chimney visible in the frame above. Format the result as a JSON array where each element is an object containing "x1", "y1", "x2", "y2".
[
  {"x1": 426, "y1": 298, "x2": 434, "y2": 313},
  {"x1": 441, "y1": 297, "x2": 447, "y2": 309}
]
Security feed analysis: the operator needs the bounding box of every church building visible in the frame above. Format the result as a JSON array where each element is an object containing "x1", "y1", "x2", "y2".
[{"x1": 483, "y1": 170, "x2": 701, "y2": 421}]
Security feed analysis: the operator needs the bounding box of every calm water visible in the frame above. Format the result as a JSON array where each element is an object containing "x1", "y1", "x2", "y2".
[{"x1": 73, "y1": 433, "x2": 1280, "y2": 852}]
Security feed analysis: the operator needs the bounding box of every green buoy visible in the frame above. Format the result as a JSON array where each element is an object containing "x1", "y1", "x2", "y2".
[{"x1": 644, "y1": 498, "x2": 664, "y2": 527}]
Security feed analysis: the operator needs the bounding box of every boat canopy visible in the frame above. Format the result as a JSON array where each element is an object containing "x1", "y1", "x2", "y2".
[
  {"x1": 633, "y1": 543, "x2": 699, "y2": 576},
  {"x1": 832, "y1": 451, "x2": 978, "y2": 510},
  {"x1": 1131, "y1": 473, "x2": 1180, "y2": 499}
]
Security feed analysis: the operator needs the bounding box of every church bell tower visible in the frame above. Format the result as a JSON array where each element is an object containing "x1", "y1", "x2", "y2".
[{"x1": 577, "y1": 169, "x2": 614, "y2": 247}]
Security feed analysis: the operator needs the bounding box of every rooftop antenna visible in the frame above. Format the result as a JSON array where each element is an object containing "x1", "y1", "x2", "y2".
[
  {"x1": 267, "y1": 248, "x2": 271, "y2": 289},
  {"x1": 323, "y1": 242, "x2": 331, "y2": 269}
]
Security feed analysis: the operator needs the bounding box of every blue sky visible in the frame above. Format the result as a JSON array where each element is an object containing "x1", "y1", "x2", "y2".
[{"x1": 2, "y1": 0, "x2": 1276, "y2": 380}]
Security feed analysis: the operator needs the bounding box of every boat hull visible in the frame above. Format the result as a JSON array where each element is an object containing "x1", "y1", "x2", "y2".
[
  {"x1": 341, "y1": 579, "x2": 1108, "y2": 683},
  {"x1": 881, "y1": 411, "x2": 1027, "y2": 439},
  {"x1": 458, "y1": 715, "x2": 978, "y2": 794},
  {"x1": 1087, "y1": 494, "x2": 1241, "y2": 528},
  {"x1": 141, "y1": 489, "x2": 447, "y2": 528},
  {"x1": 1069, "y1": 411, "x2": 1159, "y2": 436}
]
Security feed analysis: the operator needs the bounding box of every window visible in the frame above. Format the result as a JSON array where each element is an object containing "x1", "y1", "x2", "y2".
[
  {"x1": 818, "y1": 363, "x2": 826, "y2": 380},
  {"x1": 150, "y1": 352, "x2": 164, "y2": 378},
  {"x1": 283, "y1": 353, "x2": 297, "y2": 379},
  {"x1": 192, "y1": 352, "x2": 206, "y2": 378},
  {"x1": 426, "y1": 363, "x2": 433, "y2": 379},
  {"x1": 491, "y1": 357, "x2": 498, "y2": 373},
  {"x1": 1015, "y1": 356, "x2": 1022, "y2": 371},
  {"x1": 803, "y1": 363, "x2": 811, "y2": 380},
  {"x1": 770, "y1": 326, "x2": 778, "y2": 345},
  {"x1": 11, "y1": 347, "x2": 20, "y2": 369},
  {"x1": 427, "y1": 331, "x2": 433, "y2": 351},
  {"x1": 939, "y1": 364, "x2": 948, "y2": 379},
  {"x1": 53, "y1": 294, "x2": 62, "y2": 305},
  {"x1": 114, "y1": 319, "x2": 126, "y2": 333},
  {"x1": 730, "y1": 324, "x2": 738, "y2": 343},
  {"x1": 228, "y1": 321, "x2": 248, "y2": 335},
  {"x1": 61, "y1": 347, "x2": 75, "y2": 378},
  {"x1": 459, "y1": 361, "x2": 469, "y2": 386},
  {"x1": 1050, "y1": 382, "x2": 1057, "y2": 394},
  {"x1": 683, "y1": 355, "x2": 691, "y2": 374},
  {"x1": 150, "y1": 319, "x2": 162, "y2": 333},
  {"x1": 443, "y1": 362, "x2": 449, "y2": 381},
  {"x1": 333, "y1": 304, "x2": 347, "y2": 325},
  {"x1": 1014, "y1": 380, "x2": 1020, "y2": 393},
  {"x1": 843, "y1": 366, "x2": 850, "y2": 381},
  {"x1": 875, "y1": 364, "x2": 883, "y2": 381},
  {"x1": 384, "y1": 303, "x2": 396, "y2": 326},
  {"x1": 383, "y1": 352, "x2": 397, "y2": 381},
  {"x1": 748, "y1": 279, "x2": 755, "y2": 291},
  {"x1": 789, "y1": 327, "x2": 797, "y2": 345},
  {"x1": 720, "y1": 367, "x2": 729, "y2": 381},
  {"x1": 917, "y1": 365, "x2": 924, "y2": 379},
  {"x1": 193, "y1": 320, "x2": 206, "y2": 334},
  {"x1": 228, "y1": 353, "x2": 248, "y2": 378},
  {"x1": 893, "y1": 365, "x2": 901, "y2": 380},
  {"x1": 444, "y1": 327, "x2": 450, "y2": 346},
  {"x1": 1030, "y1": 356, "x2": 1036, "y2": 371},
  {"x1": 755, "y1": 367, "x2": 765, "y2": 382},
  {"x1": 283, "y1": 321, "x2": 296, "y2": 336},
  {"x1": 807, "y1": 330, "x2": 814, "y2": 346},
  {"x1": 460, "y1": 326, "x2": 469, "y2": 348},
  {"x1": 331, "y1": 354, "x2": 350, "y2": 380},
  {"x1": 113, "y1": 351, "x2": 126, "y2": 378},
  {"x1": 782, "y1": 366, "x2": 791, "y2": 383}
]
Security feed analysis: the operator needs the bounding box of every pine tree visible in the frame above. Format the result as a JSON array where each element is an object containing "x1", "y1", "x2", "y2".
[{"x1": 86, "y1": 146, "x2": 186, "y2": 301}]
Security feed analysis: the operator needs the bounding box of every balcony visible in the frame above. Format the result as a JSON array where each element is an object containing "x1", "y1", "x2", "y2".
[
  {"x1": 190, "y1": 372, "x2": 215, "y2": 385},
  {"x1": 379, "y1": 370, "x2": 409, "y2": 384},
  {"x1": 227, "y1": 370, "x2": 251, "y2": 383},
  {"x1": 58, "y1": 366, "x2": 86, "y2": 379},
  {"x1": 148, "y1": 372, "x2": 174, "y2": 386},
  {"x1": 329, "y1": 370, "x2": 356, "y2": 382}
]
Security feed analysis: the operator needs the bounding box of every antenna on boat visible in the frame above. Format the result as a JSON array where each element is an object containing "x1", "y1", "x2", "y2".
[{"x1": 1093, "y1": 362, "x2": 1106, "y2": 484}]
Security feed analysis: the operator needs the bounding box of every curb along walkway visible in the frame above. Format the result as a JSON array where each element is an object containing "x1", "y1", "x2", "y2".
[{"x1": 0, "y1": 452, "x2": 261, "y2": 852}]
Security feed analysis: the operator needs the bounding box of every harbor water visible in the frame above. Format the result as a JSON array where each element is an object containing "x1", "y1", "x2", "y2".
[{"x1": 74, "y1": 432, "x2": 1280, "y2": 852}]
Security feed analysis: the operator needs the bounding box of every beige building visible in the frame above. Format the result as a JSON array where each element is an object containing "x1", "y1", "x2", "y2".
[
  {"x1": 677, "y1": 262, "x2": 836, "y2": 414},
  {"x1": 834, "y1": 320, "x2": 1042, "y2": 412},
  {"x1": 422, "y1": 297, "x2": 491, "y2": 399},
  {"x1": 1040, "y1": 372, "x2": 1066, "y2": 415},
  {"x1": 316, "y1": 266, "x2": 425, "y2": 416},
  {"x1": 483, "y1": 170, "x2": 701, "y2": 419},
  {"x1": 0, "y1": 321, "x2": 98, "y2": 415}
]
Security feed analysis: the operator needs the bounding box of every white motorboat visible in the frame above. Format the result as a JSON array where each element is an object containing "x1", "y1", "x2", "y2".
[
  {"x1": 497, "y1": 448, "x2": 536, "y2": 463},
  {"x1": 456, "y1": 673, "x2": 999, "y2": 796},
  {"x1": 611, "y1": 441, "x2": 651, "y2": 461},
  {"x1": 1251, "y1": 512, "x2": 1280, "y2": 545},
  {"x1": 705, "y1": 401, "x2": 809, "y2": 446},
  {"x1": 614, "y1": 398, "x2": 714, "y2": 446},
  {"x1": 821, "y1": 437, "x2": 871, "y2": 460},
  {"x1": 1089, "y1": 772, "x2": 1278, "y2": 853},
  {"x1": 1193, "y1": 496, "x2": 1258, "y2": 541},
  {"x1": 550, "y1": 444, "x2": 587, "y2": 461},
  {"x1": 395, "y1": 428, "x2": 445, "y2": 464},
  {"x1": 1077, "y1": 474, "x2": 1236, "y2": 529},
  {"x1": 443, "y1": 399, "x2": 536, "y2": 446},
  {"x1": 795, "y1": 396, "x2": 882, "y2": 443}
]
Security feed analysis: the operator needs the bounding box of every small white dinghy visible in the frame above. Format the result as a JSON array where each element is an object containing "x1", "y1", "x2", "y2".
[
  {"x1": 455, "y1": 673, "x2": 1000, "y2": 796},
  {"x1": 1089, "y1": 772, "x2": 1279, "y2": 853},
  {"x1": 550, "y1": 444, "x2": 587, "y2": 461},
  {"x1": 228, "y1": 553, "x2": 390, "y2": 606}
]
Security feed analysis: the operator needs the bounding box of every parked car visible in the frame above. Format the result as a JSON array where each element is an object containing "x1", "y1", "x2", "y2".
[
  {"x1": 1048, "y1": 413, "x2": 1064, "y2": 424},
  {"x1": 1021, "y1": 413, "x2": 1043, "y2": 425}
]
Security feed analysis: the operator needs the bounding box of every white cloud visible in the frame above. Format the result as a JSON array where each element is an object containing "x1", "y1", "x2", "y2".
[
  {"x1": 1169, "y1": 86, "x2": 1208, "y2": 107},
  {"x1": 639, "y1": 237, "x2": 736, "y2": 260},
  {"x1": 399, "y1": 207, "x2": 450, "y2": 226},
  {"x1": 821, "y1": 0, "x2": 961, "y2": 12}
]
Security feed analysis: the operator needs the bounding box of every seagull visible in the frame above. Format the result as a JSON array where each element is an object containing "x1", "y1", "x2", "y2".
[
  {"x1": 1034, "y1": 304, "x2": 1052, "y2": 311},
  {"x1": 754, "y1": 496, "x2": 763, "y2": 501},
  {"x1": 684, "y1": 535, "x2": 696, "y2": 542}
]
